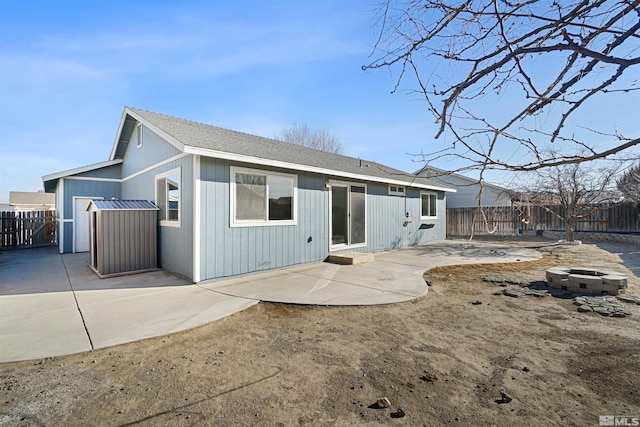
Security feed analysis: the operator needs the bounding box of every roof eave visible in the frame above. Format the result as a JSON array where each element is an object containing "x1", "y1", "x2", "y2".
[
  {"x1": 185, "y1": 146, "x2": 455, "y2": 192},
  {"x1": 42, "y1": 159, "x2": 123, "y2": 190},
  {"x1": 110, "y1": 107, "x2": 185, "y2": 161}
]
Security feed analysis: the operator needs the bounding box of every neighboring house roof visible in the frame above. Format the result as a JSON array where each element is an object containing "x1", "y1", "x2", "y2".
[
  {"x1": 416, "y1": 165, "x2": 510, "y2": 194},
  {"x1": 113, "y1": 107, "x2": 454, "y2": 192},
  {"x1": 88, "y1": 200, "x2": 159, "y2": 211},
  {"x1": 9, "y1": 190, "x2": 55, "y2": 207}
]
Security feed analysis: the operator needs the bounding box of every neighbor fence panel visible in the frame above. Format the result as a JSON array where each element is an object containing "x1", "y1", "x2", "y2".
[
  {"x1": 0, "y1": 210, "x2": 56, "y2": 249},
  {"x1": 447, "y1": 202, "x2": 640, "y2": 236}
]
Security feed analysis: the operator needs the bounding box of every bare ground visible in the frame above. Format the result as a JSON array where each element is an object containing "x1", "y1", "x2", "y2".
[{"x1": 1, "y1": 239, "x2": 639, "y2": 426}]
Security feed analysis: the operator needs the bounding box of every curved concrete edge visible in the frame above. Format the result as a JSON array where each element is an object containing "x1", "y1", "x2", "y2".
[
  {"x1": 200, "y1": 241, "x2": 542, "y2": 306},
  {"x1": 0, "y1": 241, "x2": 542, "y2": 363},
  {"x1": 75, "y1": 285, "x2": 259, "y2": 350},
  {"x1": 199, "y1": 263, "x2": 428, "y2": 306}
]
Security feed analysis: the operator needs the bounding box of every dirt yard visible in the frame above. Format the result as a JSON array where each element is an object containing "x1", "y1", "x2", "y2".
[{"x1": 1, "y1": 238, "x2": 639, "y2": 426}]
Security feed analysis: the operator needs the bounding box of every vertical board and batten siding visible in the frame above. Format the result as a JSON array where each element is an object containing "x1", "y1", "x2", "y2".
[
  {"x1": 93, "y1": 209, "x2": 158, "y2": 276},
  {"x1": 121, "y1": 125, "x2": 182, "y2": 178},
  {"x1": 59, "y1": 166, "x2": 122, "y2": 253},
  {"x1": 198, "y1": 158, "x2": 447, "y2": 281},
  {"x1": 120, "y1": 126, "x2": 194, "y2": 280},
  {"x1": 199, "y1": 157, "x2": 329, "y2": 281},
  {"x1": 354, "y1": 184, "x2": 446, "y2": 254}
]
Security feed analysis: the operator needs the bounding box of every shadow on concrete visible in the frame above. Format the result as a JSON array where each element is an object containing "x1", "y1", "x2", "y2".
[{"x1": 0, "y1": 246, "x2": 190, "y2": 296}]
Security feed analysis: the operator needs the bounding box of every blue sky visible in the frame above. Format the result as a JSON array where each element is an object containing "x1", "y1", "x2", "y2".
[{"x1": 1, "y1": 1, "x2": 638, "y2": 203}]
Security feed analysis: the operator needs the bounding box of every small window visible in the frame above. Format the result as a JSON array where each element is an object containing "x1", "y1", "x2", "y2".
[
  {"x1": 155, "y1": 168, "x2": 180, "y2": 226},
  {"x1": 388, "y1": 185, "x2": 405, "y2": 196},
  {"x1": 420, "y1": 192, "x2": 437, "y2": 219},
  {"x1": 231, "y1": 166, "x2": 297, "y2": 226},
  {"x1": 136, "y1": 124, "x2": 143, "y2": 148}
]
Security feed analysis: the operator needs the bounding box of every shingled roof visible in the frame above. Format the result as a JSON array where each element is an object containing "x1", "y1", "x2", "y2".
[{"x1": 115, "y1": 107, "x2": 454, "y2": 192}]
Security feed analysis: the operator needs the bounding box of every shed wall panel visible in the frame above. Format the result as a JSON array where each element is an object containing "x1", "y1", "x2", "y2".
[{"x1": 93, "y1": 209, "x2": 158, "y2": 276}]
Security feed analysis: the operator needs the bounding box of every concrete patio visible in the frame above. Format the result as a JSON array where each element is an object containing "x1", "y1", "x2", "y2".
[{"x1": 0, "y1": 241, "x2": 541, "y2": 363}]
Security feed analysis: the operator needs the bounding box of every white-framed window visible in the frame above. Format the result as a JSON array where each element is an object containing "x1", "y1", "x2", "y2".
[
  {"x1": 420, "y1": 192, "x2": 438, "y2": 219},
  {"x1": 155, "y1": 167, "x2": 181, "y2": 227},
  {"x1": 136, "y1": 124, "x2": 143, "y2": 148},
  {"x1": 388, "y1": 184, "x2": 405, "y2": 196},
  {"x1": 230, "y1": 166, "x2": 297, "y2": 227}
]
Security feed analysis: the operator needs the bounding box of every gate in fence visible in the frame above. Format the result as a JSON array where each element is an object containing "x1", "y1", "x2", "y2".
[{"x1": 0, "y1": 210, "x2": 56, "y2": 249}]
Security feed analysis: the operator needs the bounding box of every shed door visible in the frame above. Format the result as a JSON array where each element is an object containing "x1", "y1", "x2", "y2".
[{"x1": 74, "y1": 197, "x2": 99, "y2": 252}]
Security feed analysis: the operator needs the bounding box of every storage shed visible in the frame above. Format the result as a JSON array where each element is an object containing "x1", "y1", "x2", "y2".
[{"x1": 87, "y1": 200, "x2": 159, "y2": 277}]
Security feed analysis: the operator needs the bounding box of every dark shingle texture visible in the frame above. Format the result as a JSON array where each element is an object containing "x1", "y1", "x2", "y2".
[{"x1": 127, "y1": 107, "x2": 451, "y2": 190}]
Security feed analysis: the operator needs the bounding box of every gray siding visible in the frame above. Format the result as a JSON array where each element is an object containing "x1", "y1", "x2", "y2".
[
  {"x1": 199, "y1": 158, "x2": 329, "y2": 281},
  {"x1": 60, "y1": 178, "x2": 122, "y2": 253},
  {"x1": 121, "y1": 124, "x2": 182, "y2": 178},
  {"x1": 62, "y1": 180, "x2": 121, "y2": 220},
  {"x1": 344, "y1": 184, "x2": 446, "y2": 253},
  {"x1": 197, "y1": 159, "x2": 446, "y2": 281},
  {"x1": 121, "y1": 151, "x2": 194, "y2": 281},
  {"x1": 62, "y1": 221, "x2": 73, "y2": 254}
]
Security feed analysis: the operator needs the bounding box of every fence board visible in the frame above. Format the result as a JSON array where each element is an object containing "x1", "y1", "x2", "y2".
[
  {"x1": 447, "y1": 202, "x2": 640, "y2": 236},
  {"x1": 0, "y1": 210, "x2": 56, "y2": 249}
]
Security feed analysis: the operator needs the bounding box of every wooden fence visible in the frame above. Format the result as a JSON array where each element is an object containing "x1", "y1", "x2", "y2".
[
  {"x1": 0, "y1": 210, "x2": 56, "y2": 249},
  {"x1": 447, "y1": 202, "x2": 640, "y2": 236}
]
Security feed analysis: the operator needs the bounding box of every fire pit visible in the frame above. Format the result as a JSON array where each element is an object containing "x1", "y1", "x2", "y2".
[{"x1": 546, "y1": 267, "x2": 628, "y2": 295}]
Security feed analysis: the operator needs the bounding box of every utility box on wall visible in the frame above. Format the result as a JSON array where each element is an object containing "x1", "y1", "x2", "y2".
[{"x1": 87, "y1": 200, "x2": 159, "y2": 278}]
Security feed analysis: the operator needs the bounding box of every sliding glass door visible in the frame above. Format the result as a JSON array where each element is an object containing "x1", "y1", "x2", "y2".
[{"x1": 330, "y1": 183, "x2": 366, "y2": 248}]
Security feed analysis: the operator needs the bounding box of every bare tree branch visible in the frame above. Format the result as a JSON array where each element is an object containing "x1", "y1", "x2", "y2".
[{"x1": 365, "y1": 0, "x2": 640, "y2": 171}]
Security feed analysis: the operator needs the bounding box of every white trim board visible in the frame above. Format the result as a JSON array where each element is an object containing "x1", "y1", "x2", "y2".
[
  {"x1": 185, "y1": 146, "x2": 454, "y2": 192},
  {"x1": 193, "y1": 155, "x2": 201, "y2": 282},
  {"x1": 72, "y1": 196, "x2": 104, "y2": 253},
  {"x1": 122, "y1": 153, "x2": 190, "y2": 182},
  {"x1": 110, "y1": 108, "x2": 186, "y2": 160},
  {"x1": 43, "y1": 159, "x2": 123, "y2": 183}
]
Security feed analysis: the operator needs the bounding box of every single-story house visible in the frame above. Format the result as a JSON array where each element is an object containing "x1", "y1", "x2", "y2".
[
  {"x1": 9, "y1": 190, "x2": 55, "y2": 211},
  {"x1": 43, "y1": 107, "x2": 455, "y2": 282},
  {"x1": 416, "y1": 166, "x2": 512, "y2": 208}
]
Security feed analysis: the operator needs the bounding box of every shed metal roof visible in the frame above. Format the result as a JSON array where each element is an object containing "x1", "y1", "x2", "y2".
[{"x1": 88, "y1": 200, "x2": 159, "y2": 211}]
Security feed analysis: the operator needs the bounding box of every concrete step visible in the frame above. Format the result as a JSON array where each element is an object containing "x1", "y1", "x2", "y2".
[{"x1": 326, "y1": 252, "x2": 374, "y2": 265}]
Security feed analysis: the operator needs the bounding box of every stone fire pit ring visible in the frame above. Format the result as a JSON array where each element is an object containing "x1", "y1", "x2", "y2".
[{"x1": 546, "y1": 267, "x2": 627, "y2": 295}]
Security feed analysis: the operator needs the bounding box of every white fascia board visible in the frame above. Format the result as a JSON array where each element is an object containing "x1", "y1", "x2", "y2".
[
  {"x1": 109, "y1": 108, "x2": 130, "y2": 160},
  {"x1": 109, "y1": 108, "x2": 185, "y2": 161},
  {"x1": 43, "y1": 159, "x2": 123, "y2": 183},
  {"x1": 184, "y1": 146, "x2": 456, "y2": 192}
]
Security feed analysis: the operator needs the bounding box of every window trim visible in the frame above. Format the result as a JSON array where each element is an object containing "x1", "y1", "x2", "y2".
[
  {"x1": 388, "y1": 184, "x2": 405, "y2": 196},
  {"x1": 420, "y1": 191, "x2": 438, "y2": 219},
  {"x1": 230, "y1": 166, "x2": 298, "y2": 227},
  {"x1": 155, "y1": 167, "x2": 181, "y2": 227}
]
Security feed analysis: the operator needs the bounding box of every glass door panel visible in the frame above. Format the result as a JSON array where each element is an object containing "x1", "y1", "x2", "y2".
[
  {"x1": 331, "y1": 185, "x2": 348, "y2": 245},
  {"x1": 349, "y1": 185, "x2": 366, "y2": 245}
]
